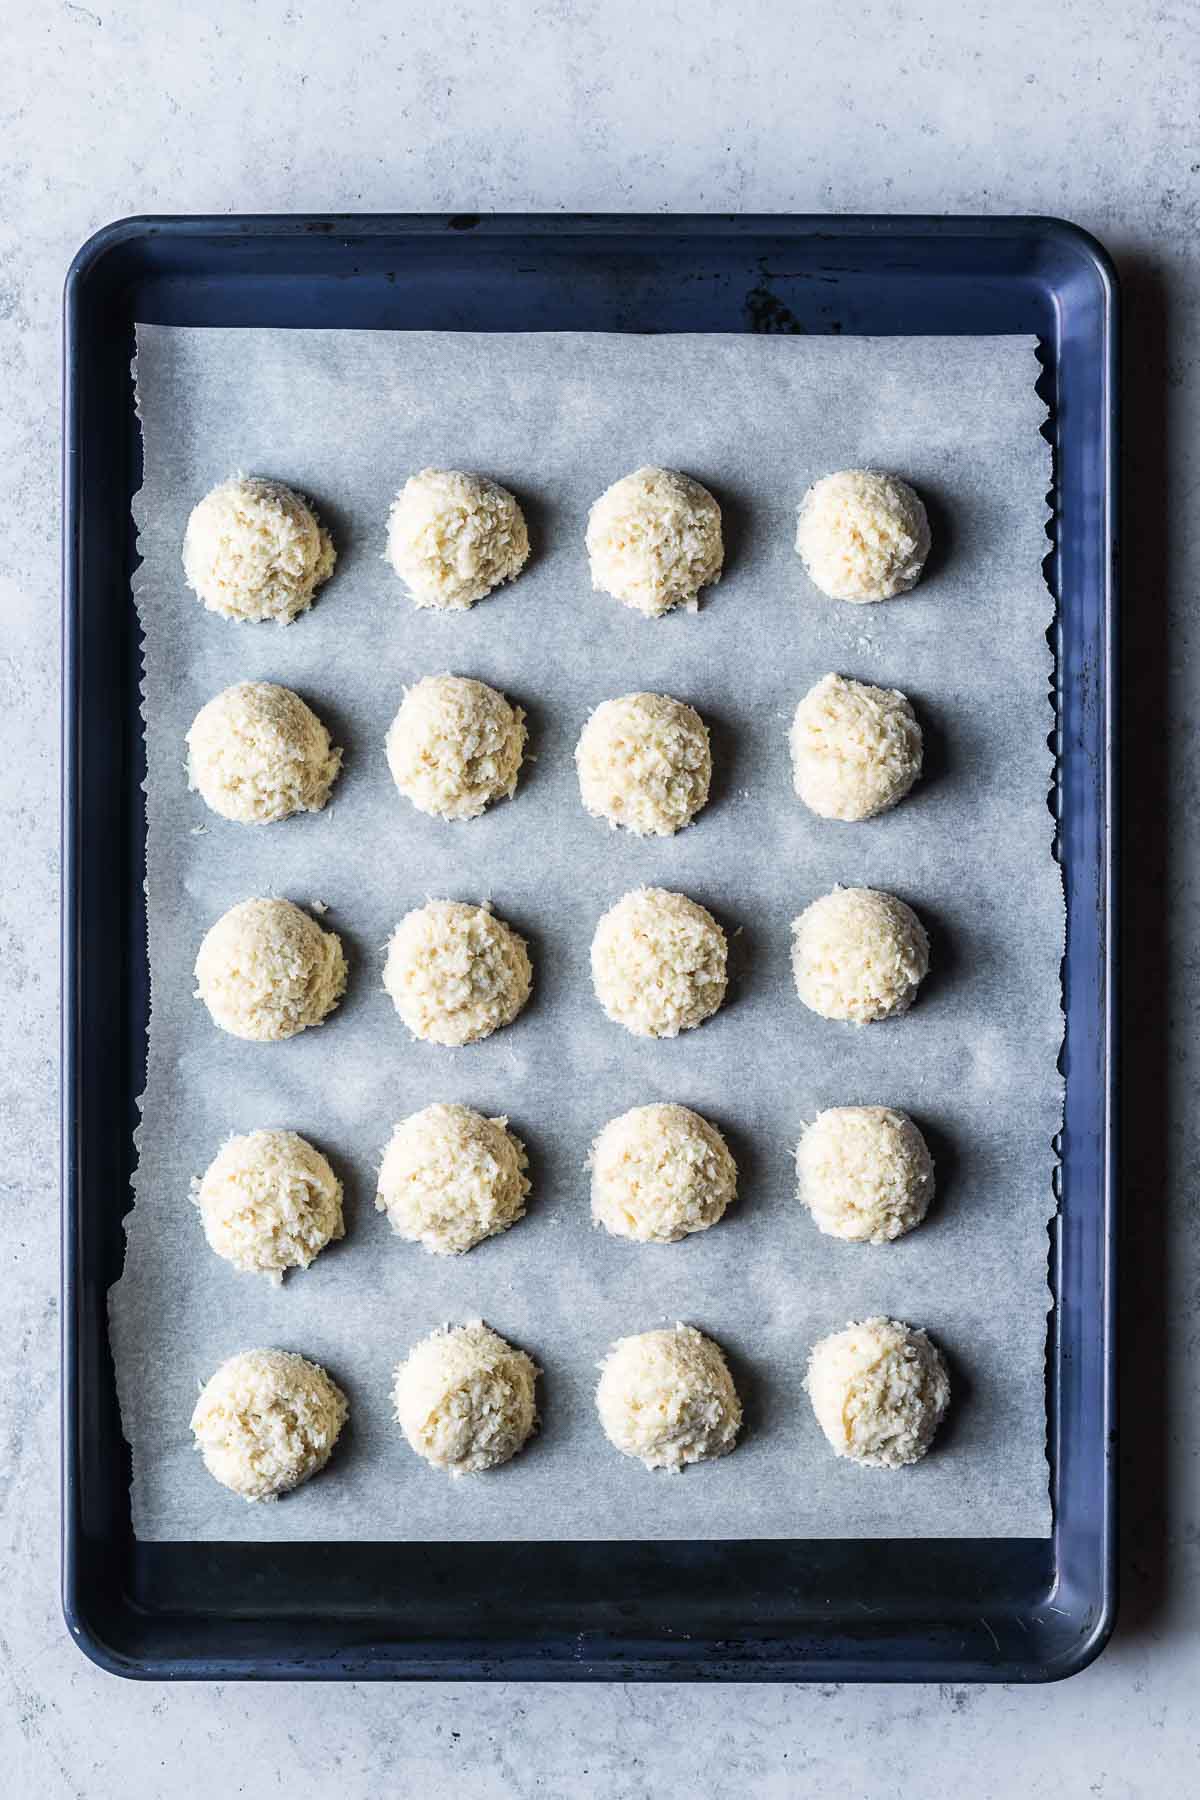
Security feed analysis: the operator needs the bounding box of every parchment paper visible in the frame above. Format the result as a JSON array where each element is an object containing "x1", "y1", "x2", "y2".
[{"x1": 114, "y1": 326, "x2": 1059, "y2": 1541}]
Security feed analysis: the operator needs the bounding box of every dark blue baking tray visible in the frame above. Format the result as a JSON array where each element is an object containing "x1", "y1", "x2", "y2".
[{"x1": 62, "y1": 215, "x2": 1117, "y2": 1682}]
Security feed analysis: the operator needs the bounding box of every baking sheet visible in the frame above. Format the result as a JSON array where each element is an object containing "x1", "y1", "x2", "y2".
[{"x1": 114, "y1": 325, "x2": 1058, "y2": 1541}]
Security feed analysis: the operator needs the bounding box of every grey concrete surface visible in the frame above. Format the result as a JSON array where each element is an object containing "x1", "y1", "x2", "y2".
[{"x1": 2, "y1": 1, "x2": 1194, "y2": 1793}]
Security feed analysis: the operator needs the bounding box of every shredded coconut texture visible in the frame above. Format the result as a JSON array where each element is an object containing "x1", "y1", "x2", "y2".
[
  {"x1": 386, "y1": 674, "x2": 526, "y2": 821},
  {"x1": 596, "y1": 1325, "x2": 742, "y2": 1471},
  {"x1": 591, "y1": 1103, "x2": 737, "y2": 1244},
  {"x1": 795, "y1": 469, "x2": 930, "y2": 603},
  {"x1": 575, "y1": 692, "x2": 711, "y2": 837},
  {"x1": 377, "y1": 1103, "x2": 529, "y2": 1255},
  {"x1": 790, "y1": 673, "x2": 922, "y2": 822},
  {"x1": 194, "y1": 1129, "x2": 345, "y2": 1280},
  {"x1": 194, "y1": 898, "x2": 347, "y2": 1042},
  {"x1": 805, "y1": 1318, "x2": 950, "y2": 1468},
  {"x1": 393, "y1": 1321, "x2": 539, "y2": 1476},
  {"x1": 591, "y1": 887, "x2": 728, "y2": 1039},
  {"x1": 586, "y1": 466, "x2": 723, "y2": 617},
  {"x1": 187, "y1": 681, "x2": 343, "y2": 825},
  {"x1": 182, "y1": 475, "x2": 336, "y2": 624},
  {"x1": 383, "y1": 900, "x2": 531, "y2": 1046},
  {"x1": 791, "y1": 887, "x2": 928, "y2": 1024},
  {"x1": 797, "y1": 1107, "x2": 933, "y2": 1244},
  {"x1": 386, "y1": 468, "x2": 529, "y2": 611},
  {"x1": 190, "y1": 1348, "x2": 348, "y2": 1500}
]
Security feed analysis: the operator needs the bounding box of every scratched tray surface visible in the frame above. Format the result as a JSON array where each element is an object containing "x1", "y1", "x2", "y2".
[{"x1": 62, "y1": 216, "x2": 1116, "y2": 1681}]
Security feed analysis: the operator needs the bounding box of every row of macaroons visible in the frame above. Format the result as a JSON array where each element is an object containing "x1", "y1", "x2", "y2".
[
  {"x1": 186, "y1": 670, "x2": 923, "y2": 831},
  {"x1": 194, "y1": 1103, "x2": 934, "y2": 1282},
  {"x1": 189, "y1": 1315, "x2": 952, "y2": 1503},
  {"x1": 193, "y1": 885, "x2": 931, "y2": 1045},
  {"x1": 182, "y1": 465, "x2": 934, "y2": 627}
]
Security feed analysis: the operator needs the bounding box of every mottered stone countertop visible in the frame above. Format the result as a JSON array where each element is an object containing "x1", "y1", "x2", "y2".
[{"x1": 1, "y1": 2, "x2": 1192, "y2": 1793}]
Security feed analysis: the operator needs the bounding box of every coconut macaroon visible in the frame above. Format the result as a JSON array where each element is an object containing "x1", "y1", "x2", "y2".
[
  {"x1": 393, "y1": 1321, "x2": 539, "y2": 1477},
  {"x1": 194, "y1": 898, "x2": 347, "y2": 1042},
  {"x1": 383, "y1": 900, "x2": 531, "y2": 1046},
  {"x1": 386, "y1": 468, "x2": 529, "y2": 611},
  {"x1": 789, "y1": 674, "x2": 922, "y2": 823},
  {"x1": 791, "y1": 887, "x2": 929, "y2": 1025},
  {"x1": 182, "y1": 475, "x2": 336, "y2": 624},
  {"x1": 186, "y1": 681, "x2": 343, "y2": 825},
  {"x1": 386, "y1": 674, "x2": 526, "y2": 822},
  {"x1": 796, "y1": 1106, "x2": 934, "y2": 1244},
  {"x1": 596, "y1": 1325, "x2": 742, "y2": 1472},
  {"x1": 590, "y1": 1103, "x2": 737, "y2": 1245},
  {"x1": 795, "y1": 469, "x2": 930, "y2": 603},
  {"x1": 194, "y1": 1129, "x2": 345, "y2": 1280},
  {"x1": 376, "y1": 1103, "x2": 529, "y2": 1255},
  {"x1": 591, "y1": 887, "x2": 728, "y2": 1039},
  {"x1": 805, "y1": 1318, "x2": 950, "y2": 1469},
  {"x1": 575, "y1": 692, "x2": 711, "y2": 837},
  {"x1": 190, "y1": 1348, "x2": 348, "y2": 1501},
  {"x1": 586, "y1": 466, "x2": 723, "y2": 618}
]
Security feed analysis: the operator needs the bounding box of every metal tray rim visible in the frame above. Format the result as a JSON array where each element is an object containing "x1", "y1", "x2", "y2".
[{"x1": 62, "y1": 211, "x2": 1118, "y2": 1682}]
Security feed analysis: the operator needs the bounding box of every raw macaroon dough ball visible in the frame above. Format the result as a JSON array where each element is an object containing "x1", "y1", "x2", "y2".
[
  {"x1": 190, "y1": 1347, "x2": 348, "y2": 1501},
  {"x1": 805, "y1": 1317, "x2": 950, "y2": 1469},
  {"x1": 376, "y1": 1102, "x2": 529, "y2": 1255},
  {"x1": 591, "y1": 887, "x2": 728, "y2": 1039},
  {"x1": 182, "y1": 475, "x2": 336, "y2": 624},
  {"x1": 795, "y1": 469, "x2": 931, "y2": 603},
  {"x1": 383, "y1": 900, "x2": 532, "y2": 1046},
  {"x1": 386, "y1": 468, "x2": 529, "y2": 611},
  {"x1": 590, "y1": 1103, "x2": 737, "y2": 1244},
  {"x1": 789, "y1": 673, "x2": 922, "y2": 822},
  {"x1": 575, "y1": 691, "x2": 711, "y2": 837},
  {"x1": 186, "y1": 680, "x2": 343, "y2": 825},
  {"x1": 393, "y1": 1321, "x2": 539, "y2": 1476},
  {"x1": 195, "y1": 897, "x2": 347, "y2": 1042},
  {"x1": 586, "y1": 466, "x2": 723, "y2": 617},
  {"x1": 596, "y1": 1324, "x2": 742, "y2": 1472},
  {"x1": 194, "y1": 1128, "x2": 345, "y2": 1280},
  {"x1": 796, "y1": 1106, "x2": 933, "y2": 1244},
  {"x1": 791, "y1": 886, "x2": 929, "y2": 1024},
  {"x1": 386, "y1": 674, "x2": 526, "y2": 821}
]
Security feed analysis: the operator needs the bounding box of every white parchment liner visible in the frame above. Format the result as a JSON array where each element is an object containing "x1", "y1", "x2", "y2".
[{"x1": 113, "y1": 326, "x2": 1058, "y2": 1540}]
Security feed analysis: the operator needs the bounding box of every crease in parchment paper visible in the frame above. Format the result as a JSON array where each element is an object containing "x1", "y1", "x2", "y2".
[{"x1": 112, "y1": 327, "x2": 1060, "y2": 1542}]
